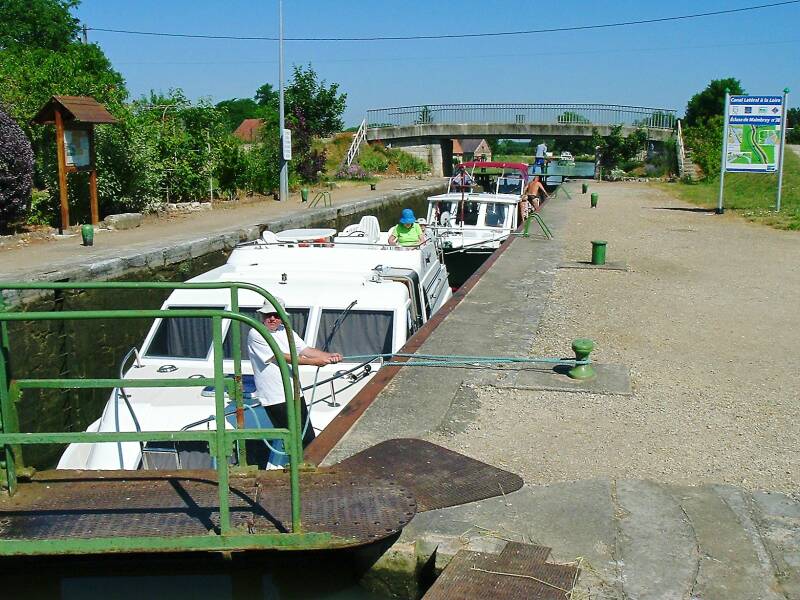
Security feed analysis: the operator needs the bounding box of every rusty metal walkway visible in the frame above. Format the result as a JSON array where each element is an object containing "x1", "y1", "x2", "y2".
[
  {"x1": 0, "y1": 468, "x2": 416, "y2": 555},
  {"x1": 0, "y1": 439, "x2": 522, "y2": 557},
  {"x1": 423, "y1": 542, "x2": 579, "y2": 599}
]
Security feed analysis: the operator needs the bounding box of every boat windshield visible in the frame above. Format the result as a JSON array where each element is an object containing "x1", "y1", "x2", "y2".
[
  {"x1": 145, "y1": 306, "x2": 224, "y2": 359},
  {"x1": 222, "y1": 307, "x2": 311, "y2": 360},
  {"x1": 497, "y1": 176, "x2": 523, "y2": 194},
  {"x1": 315, "y1": 309, "x2": 394, "y2": 357},
  {"x1": 144, "y1": 306, "x2": 310, "y2": 360}
]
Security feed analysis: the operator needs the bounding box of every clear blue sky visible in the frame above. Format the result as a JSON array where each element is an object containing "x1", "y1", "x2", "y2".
[{"x1": 74, "y1": 0, "x2": 799, "y2": 126}]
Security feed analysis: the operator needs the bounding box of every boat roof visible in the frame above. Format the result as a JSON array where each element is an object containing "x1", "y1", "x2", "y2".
[
  {"x1": 460, "y1": 161, "x2": 529, "y2": 178},
  {"x1": 428, "y1": 192, "x2": 521, "y2": 205},
  {"x1": 167, "y1": 265, "x2": 410, "y2": 312}
]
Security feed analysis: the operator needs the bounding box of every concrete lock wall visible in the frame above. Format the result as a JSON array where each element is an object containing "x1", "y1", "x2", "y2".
[{"x1": 381, "y1": 138, "x2": 451, "y2": 177}]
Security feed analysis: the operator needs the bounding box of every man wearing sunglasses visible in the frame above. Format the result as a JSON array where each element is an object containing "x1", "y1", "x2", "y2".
[{"x1": 247, "y1": 297, "x2": 342, "y2": 454}]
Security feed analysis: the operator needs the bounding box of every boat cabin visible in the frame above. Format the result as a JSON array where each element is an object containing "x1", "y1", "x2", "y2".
[{"x1": 426, "y1": 161, "x2": 529, "y2": 253}]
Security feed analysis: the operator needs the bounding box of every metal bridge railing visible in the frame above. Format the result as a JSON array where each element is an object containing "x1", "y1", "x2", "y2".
[
  {"x1": 0, "y1": 281, "x2": 323, "y2": 554},
  {"x1": 367, "y1": 103, "x2": 677, "y2": 130}
]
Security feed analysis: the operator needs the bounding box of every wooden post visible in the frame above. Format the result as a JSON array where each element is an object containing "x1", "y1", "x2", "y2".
[
  {"x1": 88, "y1": 124, "x2": 99, "y2": 225},
  {"x1": 53, "y1": 109, "x2": 70, "y2": 233}
]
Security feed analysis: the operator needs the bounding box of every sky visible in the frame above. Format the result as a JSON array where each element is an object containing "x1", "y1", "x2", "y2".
[{"x1": 74, "y1": 0, "x2": 799, "y2": 126}]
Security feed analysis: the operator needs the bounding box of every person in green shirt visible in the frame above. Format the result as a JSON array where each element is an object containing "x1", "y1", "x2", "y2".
[{"x1": 388, "y1": 208, "x2": 427, "y2": 247}]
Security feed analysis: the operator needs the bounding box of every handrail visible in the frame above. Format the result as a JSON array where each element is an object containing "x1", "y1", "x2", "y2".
[
  {"x1": 307, "y1": 190, "x2": 332, "y2": 208},
  {"x1": 367, "y1": 103, "x2": 678, "y2": 130},
  {"x1": 0, "y1": 282, "x2": 311, "y2": 546},
  {"x1": 345, "y1": 119, "x2": 367, "y2": 167},
  {"x1": 676, "y1": 119, "x2": 687, "y2": 178}
]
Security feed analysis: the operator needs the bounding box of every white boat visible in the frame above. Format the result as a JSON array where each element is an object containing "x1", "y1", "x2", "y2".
[
  {"x1": 426, "y1": 161, "x2": 528, "y2": 254},
  {"x1": 58, "y1": 216, "x2": 453, "y2": 471}
]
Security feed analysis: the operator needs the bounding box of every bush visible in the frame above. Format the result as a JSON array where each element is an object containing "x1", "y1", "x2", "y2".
[
  {"x1": 684, "y1": 116, "x2": 723, "y2": 180},
  {"x1": 393, "y1": 150, "x2": 428, "y2": 174},
  {"x1": 0, "y1": 105, "x2": 34, "y2": 231},
  {"x1": 359, "y1": 152, "x2": 389, "y2": 173},
  {"x1": 336, "y1": 164, "x2": 370, "y2": 180}
]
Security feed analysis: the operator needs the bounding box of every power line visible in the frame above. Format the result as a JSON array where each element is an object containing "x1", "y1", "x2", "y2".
[
  {"x1": 113, "y1": 38, "x2": 800, "y2": 66},
  {"x1": 88, "y1": 0, "x2": 800, "y2": 42}
]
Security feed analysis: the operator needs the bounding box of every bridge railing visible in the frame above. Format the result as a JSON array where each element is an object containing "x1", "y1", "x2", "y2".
[{"x1": 367, "y1": 103, "x2": 677, "y2": 130}]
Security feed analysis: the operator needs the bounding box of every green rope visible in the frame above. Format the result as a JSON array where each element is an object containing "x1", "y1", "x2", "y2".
[{"x1": 343, "y1": 353, "x2": 590, "y2": 366}]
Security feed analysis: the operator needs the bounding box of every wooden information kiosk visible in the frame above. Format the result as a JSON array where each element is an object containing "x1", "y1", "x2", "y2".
[{"x1": 31, "y1": 96, "x2": 117, "y2": 233}]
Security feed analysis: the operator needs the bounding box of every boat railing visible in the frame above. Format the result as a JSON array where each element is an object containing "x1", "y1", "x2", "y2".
[{"x1": 0, "y1": 281, "x2": 324, "y2": 554}]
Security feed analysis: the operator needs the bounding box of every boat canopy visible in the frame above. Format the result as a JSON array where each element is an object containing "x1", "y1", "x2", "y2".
[{"x1": 459, "y1": 161, "x2": 529, "y2": 179}]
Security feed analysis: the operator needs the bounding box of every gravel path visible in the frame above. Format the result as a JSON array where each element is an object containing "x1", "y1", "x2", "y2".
[{"x1": 434, "y1": 181, "x2": 800, "y2": 492}]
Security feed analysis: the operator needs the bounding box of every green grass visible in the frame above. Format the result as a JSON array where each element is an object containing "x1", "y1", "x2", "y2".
[
  {"x1": 493, "y1": 154, "x2": 533, "y2": 163},
  {"x1": 660, "y1": 148, "x2": 800, "y2": 230}
]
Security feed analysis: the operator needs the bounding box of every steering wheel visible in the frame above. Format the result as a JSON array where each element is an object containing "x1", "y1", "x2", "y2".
[{"x1": 439, "y1": 211, "x2": 452, "y2": 227}]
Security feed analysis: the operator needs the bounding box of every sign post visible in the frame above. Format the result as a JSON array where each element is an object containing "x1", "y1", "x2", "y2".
[
  {"x1": 775, "y1": 88, "x2": 790, "y2": 212},
  {"x1": 717, "y1": 90, "x2": 730, "y2": 214},
  {"x1": 718, "y1": 91, "x2": 786, "y2": 215}
]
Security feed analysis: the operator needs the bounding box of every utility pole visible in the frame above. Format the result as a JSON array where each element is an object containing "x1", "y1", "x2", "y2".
[
  {"x1": 82, "y1": 24, "x2": 88, "y2": 44},
  {"x1": 278, "y1": 0, "x2": 288, "y2": 202}
]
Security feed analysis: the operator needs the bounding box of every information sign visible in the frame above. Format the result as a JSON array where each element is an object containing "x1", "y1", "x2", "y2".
[
  {"x1": 282, "y1": 128, "x2": 292, "y2": 161},
  {"x1": 725, "y1": 95, "x2": 783, "y2": 173}
]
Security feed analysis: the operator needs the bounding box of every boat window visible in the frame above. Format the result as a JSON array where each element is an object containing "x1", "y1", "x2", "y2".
[
  {"x1": 316, "y1": 309, "x2": 393, "y2": 357},
  {"x1": 455, "y1": 201, "x2": 480, "y2": 226},
  {"x1": 145, "y1": 306, "x2": 223, "y2": 359},
  {"x1": 485, "y1": 203, "x2": 508, "y2": 228},
  {"x1": 223, "y1": 307, "x2": 310, "y2": 360},
  {"x1": 498, "y1": 177, "x2": 522, "y2": 194}
]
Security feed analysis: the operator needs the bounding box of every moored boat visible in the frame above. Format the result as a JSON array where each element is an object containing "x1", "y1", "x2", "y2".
[
  {"x1": 426, "y1": 161, "x2": 529, "y2": 254},
  {"x1": 58, "y1": 216, "x2": 452, "y2": 471}
]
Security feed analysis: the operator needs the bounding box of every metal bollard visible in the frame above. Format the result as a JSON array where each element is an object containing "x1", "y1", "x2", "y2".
[
  {"x1": 590, "y1": 193, "x2": 599, "y2": 208},
  {"x1": 582, "y1": 183, "x2": 588, "y2": 194},
  {"x1": 568, "y1": 338, "x2": 596, "y2": 380},
  {"x1": 81, "y1": 224, "x2": 94, "y2": 246},
  {"x1": 301, "y1": 188, "x2": 309, "y2": 203},
  {"x1": 591, "y1": 240, "x2": 607, "y2": 265}
]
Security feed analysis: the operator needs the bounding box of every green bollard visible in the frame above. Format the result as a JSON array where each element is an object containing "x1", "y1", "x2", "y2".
[
  {"x1": 81, "y1": 224, "x2": 94, "y2": 246},
  {"x1": 568, "y1": 338, "x2": 596, "y2": 380},
  {"x1": 591, "y1": 240, "x2": 607, "y2": 265},
  {"x1": 582, "y1": 183, "x2": 588, "y2": 194},
  {"x1": 301, "y1": 188, "x2": 309, "y2": 203},
  {"x1": 590, "y1": 192, "x2": 598, "y2": 208}
]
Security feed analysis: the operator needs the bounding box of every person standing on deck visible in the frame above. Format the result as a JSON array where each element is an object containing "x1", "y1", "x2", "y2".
[
  {"x1": 534, "y1": 141, "x2": 548, "y2": 174},
  {"x1": 247, "y1": 298, "x2": 342, "y2": 464},
  {"x1": 520, "y1": 175, "x2": 549, "y2": 219}
]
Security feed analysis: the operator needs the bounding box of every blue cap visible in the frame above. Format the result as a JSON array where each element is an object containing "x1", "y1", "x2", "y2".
[{"x1": 399, "y1": 208, "x2": 416, "y2": 224}]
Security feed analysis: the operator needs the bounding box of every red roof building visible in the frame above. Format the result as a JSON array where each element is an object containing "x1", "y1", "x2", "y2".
[{"x1": 233, "y1": 118, "x2": 265, "y2": 143}]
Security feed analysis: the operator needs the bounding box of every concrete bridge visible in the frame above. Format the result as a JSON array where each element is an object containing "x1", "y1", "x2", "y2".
[{"x1": 365, "y1": 103, "x2": 677, "y2": 176}]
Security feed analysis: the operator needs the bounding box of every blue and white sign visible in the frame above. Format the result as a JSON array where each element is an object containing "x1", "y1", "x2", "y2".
[{"x1": 725, "y1": 95, "x2": 783, "y2": 173}]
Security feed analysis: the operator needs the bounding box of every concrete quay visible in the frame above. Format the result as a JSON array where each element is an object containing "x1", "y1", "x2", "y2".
[{"x1": 323, "y1": 184, "x2": 800, "y2": 599}]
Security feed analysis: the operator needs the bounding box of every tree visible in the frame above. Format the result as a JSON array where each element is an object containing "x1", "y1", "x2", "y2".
[
  {"x1": 416, "y1": 105, "x2": 433, "y2": 125},
  {"x1": 684, "y1": 78, "x2": 744, "y2": 127},
  {"x1": 215, "y1": 97, "x2": 265, "y2": 132},
  {"x1": 557, "y1": 111, "x2": 590, "y2": 124},
  {"x1": 594, "y1": 126, "x2": 647, "y2": 171},
  {"x1": 0, "y1": 0, "x2": 80, "y2": 51},
  {"x1": 787, "y1": 107, "x2": 800, "y2": 144},
  {"x1": 254, "y1": 83, "x2": 279, "y2": 107},
  {"x1": 284, "y1": 65, "x2": 346, "y2": 136},
  {"x1": 0, "y1": 105, "x2": 34, "y2": 230}
]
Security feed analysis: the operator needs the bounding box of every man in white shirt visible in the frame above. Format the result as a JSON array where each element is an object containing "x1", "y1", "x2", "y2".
[
  {"x1": 247, "y1": 298, "x2": 342, "y2": 452},
  {"x1": 534, "y1": 142, "x2": 548, "y2": 174}
]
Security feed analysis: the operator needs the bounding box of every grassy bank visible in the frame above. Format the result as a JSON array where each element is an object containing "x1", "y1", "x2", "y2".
[{"x1": 660, "y1": 148, "x2": 800, "y2": 230}]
